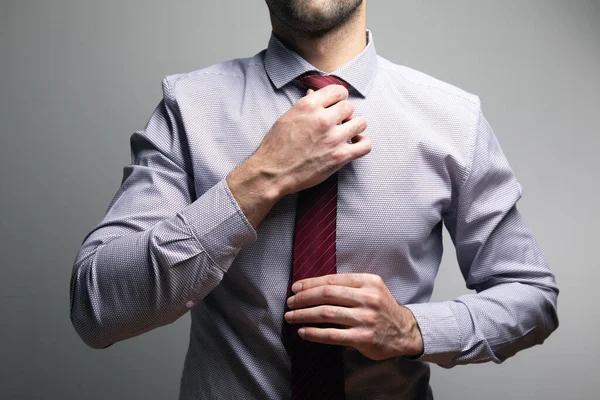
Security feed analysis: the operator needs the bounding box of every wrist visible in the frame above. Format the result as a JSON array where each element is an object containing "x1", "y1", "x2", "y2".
[
  {"x1": 227, "y1": 157, "x2": 283, "y2": 204},
  {"x1": 397, "y1": 305, "x2": 424, "y2": 358},
  {"x1": 225, "y1": 157, "x2": 285, "y2": 230}
]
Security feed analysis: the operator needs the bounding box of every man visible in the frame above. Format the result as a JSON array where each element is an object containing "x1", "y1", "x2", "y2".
[{"x1": 70, "y1": 0, "x2": 559, "y2": 398}]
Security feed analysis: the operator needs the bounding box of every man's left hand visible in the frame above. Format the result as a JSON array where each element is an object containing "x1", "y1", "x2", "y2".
[{"x1": 284, "y1": 273, "x2": 424, "y2": 361}]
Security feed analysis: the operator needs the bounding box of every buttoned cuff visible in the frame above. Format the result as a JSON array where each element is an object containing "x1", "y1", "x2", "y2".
[
  {"x1": 402, "y1": 301, "x2": 463, "y2": 366},
  {"x1": 180, "y1": 177, "x2": 257, "y2": 273}
]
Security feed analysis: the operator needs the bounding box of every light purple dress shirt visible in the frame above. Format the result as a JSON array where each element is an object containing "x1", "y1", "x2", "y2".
[{"x1": 70, "y1": 28, "x2": 559, "y2": 399}]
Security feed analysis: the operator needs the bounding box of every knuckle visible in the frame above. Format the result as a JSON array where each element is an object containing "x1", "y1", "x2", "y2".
[
  {"x1": 343, "y1": 100, "x2": 354, "y2": 115},
  {"x1": 331, "y1": 148, "x2": 348, "y2": 164},
  {"x1": 330, "y1": 85, "x2": 344, "y2": 99},
  {"x1": 358, "y1": 116, "x2": 367, "y2": 131},
  {"x1": 300, "y1": 97, "x2": 316, "y2": 110},
  {"x1": 353, "y1": 116, "x2": 366, "y2": 132},
  {"x1": 323, "y1": 306, "x2": 337, "y2": 318},
  {"x1": 315, "y1": 113, "x2": 330, "y2": 131},
  {"x1": 322, "y1": 133, "x2": 338, "y2": 147},
  {"x1": 371, "y1": 274, "x2": 384, "y2": 286},
  {"x1": 363, "y1": 329, "x2": 375, "y2": 343},
  {"x1": 364, "y1": 292, "x2": 380, "y2": 307},
  {"x1": 328, "y1": 329, "x2": 341, "y2": 342},
  {"x1": 373, "y1": 293, "x2": 381, "y2": 306},
  {"x1": 339, "y1": 86, "x2": 349, "y2": 99},
  {"x1": 322, "y1": 285, "x2": 336, "y2": 298},
  {"x1": 340, "y1": 287, "x2": 350, "y2": 300},
  {"x1": 364, "y1": 310, "x2": 377, "y2": 325},
  {"x1": 372, "y1": 294, "x2": 383, "y2": 308}
]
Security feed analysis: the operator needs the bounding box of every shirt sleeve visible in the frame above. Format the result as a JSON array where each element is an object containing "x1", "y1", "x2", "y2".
[
  {"x1": 403, "y1": 98, "x2": 559, "y2": 367},
  {"x1": 69, "y1": 77, "x2": 257, "y2": 349}
]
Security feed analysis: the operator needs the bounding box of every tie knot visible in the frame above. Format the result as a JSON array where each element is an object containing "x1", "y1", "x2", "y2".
[{"x1": 294, "y1": 72, "x2": 350, "y2": 91}]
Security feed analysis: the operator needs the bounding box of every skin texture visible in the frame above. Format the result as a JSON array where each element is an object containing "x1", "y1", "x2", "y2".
[
  {"x1": 286, "y1": 273, "x2": 424, "y2": 359},
  {"x1": 226, "y1": 84, "x2": 369, "y2": 227},
  {"x1": 264, "y1": 0, "x2": 364, "y2": 33},
  {"x1": 265, "y1": 0, "x2": 368, "y2": 73},
  {"x1": 225, "y1": 0, "x2": 424, "y2": 360}
]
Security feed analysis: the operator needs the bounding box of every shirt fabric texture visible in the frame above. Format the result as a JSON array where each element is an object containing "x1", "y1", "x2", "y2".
[{"x1": 70, "y1": 28, "x2": 559, "y2": 400}]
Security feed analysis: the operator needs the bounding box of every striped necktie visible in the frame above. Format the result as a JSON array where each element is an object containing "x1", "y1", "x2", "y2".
[{"x1": 284, "y1": 72, "x2": 350, "y2": 400}]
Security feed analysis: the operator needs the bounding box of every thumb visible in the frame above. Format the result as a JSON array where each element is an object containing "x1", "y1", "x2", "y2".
[{"x1": 306, "y1": 88, "x2": 314, "y2": 95}]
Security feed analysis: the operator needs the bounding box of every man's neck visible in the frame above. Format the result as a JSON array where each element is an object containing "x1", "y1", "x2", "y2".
[{"x1": 268, "y1": 5, "x2": 367, "y2": 73}]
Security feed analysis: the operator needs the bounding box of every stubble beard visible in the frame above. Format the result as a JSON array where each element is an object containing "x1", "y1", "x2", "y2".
[{"x1": 266, "y1": 0, "x2": 364, "y2": 37}]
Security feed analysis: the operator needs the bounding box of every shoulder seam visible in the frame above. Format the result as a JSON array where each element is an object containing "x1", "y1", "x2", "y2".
[
  {"x1": 167, "y1": 59, "x2": 263, "y2": 86},
  {"x1": 459, "y1": 96, "x2": 482, "y2": 189},
  {"x1": 161, "y1": 76, "x2": 175, "y2": 105},
  {"x1": 171, "y1": 70, "x2": 245, "y2": 84}
]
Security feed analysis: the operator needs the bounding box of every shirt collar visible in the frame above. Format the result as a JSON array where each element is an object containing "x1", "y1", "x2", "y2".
[{"x1": 264, "y1": 28, "x2": 378, "y2": 98}]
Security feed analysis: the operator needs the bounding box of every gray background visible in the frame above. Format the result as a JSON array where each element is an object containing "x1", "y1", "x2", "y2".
[{"x1": 1, "y1": 0, "x2": 598, "y2": 399}]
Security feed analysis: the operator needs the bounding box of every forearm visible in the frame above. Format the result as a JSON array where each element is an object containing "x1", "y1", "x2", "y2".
[{"x1": 70, "y1": 178, "x2": 257, "y2": 349}]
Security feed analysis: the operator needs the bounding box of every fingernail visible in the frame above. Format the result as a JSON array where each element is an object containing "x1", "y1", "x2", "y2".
[
  {"x1": 298, "y1": 327, "x2": 305, "y2": 337},
  {"x1": 291, "y1": 282, "x2": 302, "y2": 293},
  {"x1": 287, "y1": 296, "x2": 295, "y2": 307},
  {"x1": 285, "y1": 311, "x2": 293, "y2": 321}
]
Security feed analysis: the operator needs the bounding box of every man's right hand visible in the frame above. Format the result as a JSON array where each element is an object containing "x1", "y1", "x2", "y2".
[
  {"x1": 252, "y1": 84, "x2": 370, "y2": 195},
  {"x1": 226, "y1": 84, "x2": 371, "y2": 229}
]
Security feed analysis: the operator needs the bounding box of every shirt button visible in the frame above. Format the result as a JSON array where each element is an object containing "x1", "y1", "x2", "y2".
[{"x1": 185, "y1": 301, "x2": 195, "y2": 308}]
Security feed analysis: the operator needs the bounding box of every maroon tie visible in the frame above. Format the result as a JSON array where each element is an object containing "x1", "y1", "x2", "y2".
[{"x1": 284, "y1": 72, "x2": 350, "y2": 400}]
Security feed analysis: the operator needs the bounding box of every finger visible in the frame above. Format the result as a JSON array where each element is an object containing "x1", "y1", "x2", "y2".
[
  {"x1": 287, "y1": 285, "x2": 363, "y2": 309},
  {"x1": 341, "y1": 109, "x2": 357, "y2": 124},
  {"x1": 308, "y1": 84, "x2": 349, "y2": 109},
  {"x1": 323, "y1": 99, "x2": 354, "y2": 125},
  {"x1": 299, "y1": 326, "x2": 363, "y2": 347},
  {"x1": 285, "y1": 305, "x2": 363, "y2": 326},
  {"x1": 291, "y1": 273, "x2": 371, "y2": 293},
  {"x1": 345, "y1": 113, "x2": 363, "y2": 130},
  {"x1": 336, "y1": 115, "x2": 367, "y2": 142},
  {"x1": 307, "y1": 88, "x2": 314, "y2": 95},
  {"x1": 340, "y1": 133, "x2": 372, "y2": 162},
  {"x1": 339, "y1": 115, "x2": 363, "y2": 143}
]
